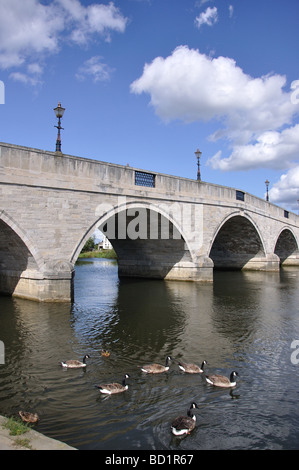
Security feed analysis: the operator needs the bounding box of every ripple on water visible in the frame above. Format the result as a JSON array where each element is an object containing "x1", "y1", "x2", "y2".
[{"x1": 1, "y1": 262, "x2": 299, "y2": 449}]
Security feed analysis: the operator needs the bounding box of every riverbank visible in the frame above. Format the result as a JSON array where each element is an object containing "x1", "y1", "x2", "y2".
[
  {"x1": 0, "y1": 416, "x2": 76, "y2": 450},
  {"x1": 78, "y1": 249, "x2": 117, "y2": 259}
]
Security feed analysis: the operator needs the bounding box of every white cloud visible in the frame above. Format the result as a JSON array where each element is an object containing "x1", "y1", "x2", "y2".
[
  {"x1": 10, "y1": 72, "x2": 41, "y2": 87},
  {"x1": 269, "y1": 167, "x2": 299, "y2": 210},
  {"x1": 76, "y1": 56, "x2": 113, "y2": 83},
  {"x1": 0, "y1": 0, "x2": 64, "y2": 69},
  {"x1": 208, "y1": 124, "x2": 299, "y2": 172},
  {"x1": 196, "y1": 0, "x2": 213, "y2": 5},
  {"x1": 9, "y1": 62, "x2": 44, "y2": 86},
  {"x1": 131, "y1": 45, "x2": 299, "y2": 175},
  {"x1": 0, "y1": 0, "x2": 128, "y2": 69},
  {"x1": 27, "y1": 63, "x2": 43, "y2": 76},
  {"x1": 229, "y1": 5, "x2": 234, "y2": 18},
  {"x1": 58, "y1": 0, "x2": 128, "y2": 45},
  {"x1": 195, "y1": 6, "x2": 218, "y2": 29}
]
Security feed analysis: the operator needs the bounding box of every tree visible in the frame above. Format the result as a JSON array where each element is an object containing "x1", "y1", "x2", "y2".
[{"x1": 82, "y1": 236, "x2": 96, "y2": 253}]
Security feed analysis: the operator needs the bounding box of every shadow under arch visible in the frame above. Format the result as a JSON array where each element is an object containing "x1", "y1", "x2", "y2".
[
  {"x1": 71, "y1": 201, "x2": 194, "y2": 281},
  {"x1": 209, "y1": 213, "x2": 266, "y2": 270},
  {"x1": 0, "y1": 213, "x2": 41, "y2": 296},
  {"x1": 274, "y1": 227, "x2": 299, "y2": 265}
]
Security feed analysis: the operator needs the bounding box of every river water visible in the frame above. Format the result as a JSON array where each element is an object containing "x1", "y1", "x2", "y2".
[{"x1": 0, "y1": 258, "x2": 299, "y2": 450}]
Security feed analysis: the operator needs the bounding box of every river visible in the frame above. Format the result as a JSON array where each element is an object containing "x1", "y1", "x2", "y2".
[{"x1": 0, "y1": 258, "x2": 299, "y2": 450}]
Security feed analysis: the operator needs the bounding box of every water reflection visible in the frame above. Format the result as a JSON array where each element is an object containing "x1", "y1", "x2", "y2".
[{"x1": 0, "y1": 259, "x2": 299, "y2": 449}]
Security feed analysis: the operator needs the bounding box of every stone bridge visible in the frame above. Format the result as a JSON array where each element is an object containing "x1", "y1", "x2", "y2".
[{"x1": 0, "y1": 142, "x2": 299, "y2": 302}]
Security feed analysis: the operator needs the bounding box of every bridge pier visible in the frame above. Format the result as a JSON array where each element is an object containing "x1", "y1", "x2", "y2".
[
  {"x1": 211, "y1": 252, "x2": 280, "y2": 272},
  {"x1": 280, "y1": 253, "x2": 299, "y2": 266},
  {"x1": 0, "y1": 268, "x2": 74, "y2": 303},
  {"x1": 118, "y1": 255, "x2": 214, "y2": 282},
  {"x1": 241, "y1": 253, "x2": 280, "y2": 271}
]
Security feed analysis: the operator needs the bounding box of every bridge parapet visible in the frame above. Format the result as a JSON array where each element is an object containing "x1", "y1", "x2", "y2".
[{"x1": 0, "y1": 142, "x2": 297, "y2": 225}]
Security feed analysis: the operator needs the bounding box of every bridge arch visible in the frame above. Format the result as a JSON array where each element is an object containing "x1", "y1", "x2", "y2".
[
  {"x1": 208, "y1": 213, "x2": 267, "y2": 271},
  {"x1": 274, "y1": 227, "x2": 299, "y2": 266},
  {"x1": 0, "y1": 211, "x2": 44, "y2": 271},
  {"x1": 0, "y1": 211, "x2": 43, "y2": 296},
  {"x1": 71, "y1": 201, "x2": 196, "y2": 281}
]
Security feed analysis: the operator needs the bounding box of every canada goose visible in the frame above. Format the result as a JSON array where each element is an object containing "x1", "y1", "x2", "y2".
[
  {"x1": 60, "y1": 354, "x2": 90, "y2": 369},
  {"x1": 141, "y1": 356, "x2": 173, "y2": 374},
  {"x1": 101, "y1": 349, "x2": 111, "y2": 358},
  {"x1": 95, "y1": 374, "x2": 130, "y2": 395},
  {"x1": 171, "y1": 403, "x2": 199, "y2": 436},
  {"x1": 19, "y1": 411, "x2": 39, "y2": 424},
  {"x1": 178, "y1": 360, "x2": 207, "y2": 374},
  {"x1": 205, "y1": 370, "x2": 238, "y2": 388}
]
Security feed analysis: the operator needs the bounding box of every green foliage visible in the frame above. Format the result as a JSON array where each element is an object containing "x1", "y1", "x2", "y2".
[
  {"x1": 14, "y1": 437, "x2": 32, "y2": 449},
  {"x1": 4, "y1": 417, "x2": 30, "y2": 436},
  {"x1": 78, "y1": 249, "x2": 117, "y2": 259},
  {"x1": 81, "y1": 236, "x2": 96, "y2": 253}
]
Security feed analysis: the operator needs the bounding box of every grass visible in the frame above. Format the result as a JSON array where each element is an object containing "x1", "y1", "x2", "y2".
[
  {"x1": 14, "y1": 437, "x2": 32, "y2": 449},
  {"x1": 2, "y1": 417, "x2": 33, "y2": 449},
  {"x1": 3, "y1": 416, "x2": 30, "y2": 436},
  {"x1": 78, "y1": 249, "x2": 117, "y2": 259}
]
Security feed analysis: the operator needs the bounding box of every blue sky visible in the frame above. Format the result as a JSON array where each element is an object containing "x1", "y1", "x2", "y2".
[{"x1": 0, "y1": 0, "x2": 299, "y2": 212}]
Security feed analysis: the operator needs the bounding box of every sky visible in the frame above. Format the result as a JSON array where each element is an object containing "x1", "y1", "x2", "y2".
[{"x1": 0, "y1": 0, "x2": 299, "y2": 213}]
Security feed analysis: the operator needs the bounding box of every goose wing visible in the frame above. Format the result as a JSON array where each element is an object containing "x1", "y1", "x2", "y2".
[
  {"x1": 62, "y1": 359, "x2": 85, "y2": 368},
  {"x1": 97, "y1": 382, "x2": 127, "y2": 394},
  {"x1": 171, "y1": 416, "x2": 195, "y2": 435},
  {"x1": 67, "y1": 360, "x2": 82, "y2": 366},
  {"x1": 178, "y1": 362, "x2": 201, "y2": 373},
  {"x1": 141, "y1": 363, "x2": 166, "y2": 373},
  {"x1": 206, "y1": 374, "x2": 231, "y2": 386}
]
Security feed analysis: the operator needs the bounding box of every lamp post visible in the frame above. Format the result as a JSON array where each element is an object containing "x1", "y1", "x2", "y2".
[
  {"x1": 265, "y1": 179, "x2": 270, "y2": 201},
  {"x1": 195, "y1": 148, "x2": 202, "y2": 181},
  {"x1": 54, "y1": 102, "x2": 65, "y2": 153}
]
